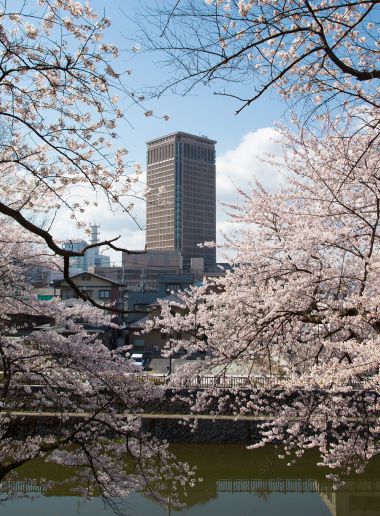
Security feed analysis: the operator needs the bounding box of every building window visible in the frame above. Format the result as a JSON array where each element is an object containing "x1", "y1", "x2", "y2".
[
  {"x1": 61, "y1": 290, "x2": 74, "y2": 300},
  {"x1": 81, "y1": 275, "x2": 91, "y2": 281},
  {"x1": 166, "y1": 284, "x2": 181, "y2": 292},
  {"x1": 99, "y1": 290, "x2": 111, "y2": 299},
  {"x1": 161, "y1": 333, "x2": 167, "y2": 340},
  {"x1": 134, "y1": 304, "x2": 149, "y2": 311}
]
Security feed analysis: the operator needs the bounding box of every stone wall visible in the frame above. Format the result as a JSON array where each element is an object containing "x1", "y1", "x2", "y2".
[{"x1": 8, "y1": 413, "x2": 265, "y2": 444}]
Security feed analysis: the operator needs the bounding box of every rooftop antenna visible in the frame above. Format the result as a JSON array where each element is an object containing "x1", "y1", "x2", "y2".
[{"x1": 89, "y1": 222, "x2": 100, "y2": 246}]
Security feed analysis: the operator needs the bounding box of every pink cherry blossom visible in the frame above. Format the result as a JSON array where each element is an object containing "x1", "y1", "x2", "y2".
[
  {"x1": 0, "y1": 0, "x2": 194, "y2": 509},
  {"x1": 149, "y1": 106, "x2": 380, "y2": 482}
]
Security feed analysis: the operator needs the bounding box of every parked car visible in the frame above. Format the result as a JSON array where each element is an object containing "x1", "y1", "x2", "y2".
[{"x1": 130, "y1": 353, "x2": 144, "y2": 370}]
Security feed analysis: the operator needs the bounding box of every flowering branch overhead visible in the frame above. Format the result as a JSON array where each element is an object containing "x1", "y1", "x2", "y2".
[{"x1": 138, "y1": 0, "x2": 380, "y2": 115}]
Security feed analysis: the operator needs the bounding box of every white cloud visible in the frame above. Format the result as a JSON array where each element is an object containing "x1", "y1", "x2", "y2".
[
  {"x1": 215, "y1": 128, "x2": 285, "y2": 261},
  {"x1": 50, "y1": 178, "x2": 147, "y2": 267},
  {"x1": 216, "y1": 127, "x2": 284, "y2": 209}
]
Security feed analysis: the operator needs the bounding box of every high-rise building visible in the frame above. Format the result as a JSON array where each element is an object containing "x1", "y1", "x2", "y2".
[{"x1": 146, "y1": 132, "x2": 216, "y2": 269}]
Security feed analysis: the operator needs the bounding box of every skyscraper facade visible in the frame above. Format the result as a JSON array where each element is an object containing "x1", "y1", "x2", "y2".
[{"x1": 146, "y1": 132, "x2": 216, "y2": 269}]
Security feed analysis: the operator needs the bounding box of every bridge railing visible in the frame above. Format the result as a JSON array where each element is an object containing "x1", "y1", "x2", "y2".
[
  {"x1": 142, "y1": 374, "x2": 272, "y2": 389},
  {"x1": 0, "y1": 480, "x2": 46, "y2": 493},
  {"x1": 216, "y1": 478, "x2": 380, "y2": 493}
]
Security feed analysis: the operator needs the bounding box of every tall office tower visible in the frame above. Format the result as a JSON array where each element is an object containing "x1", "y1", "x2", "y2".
[{"x1": 146, "y1": 132, "x2": 216, "y2": 269}]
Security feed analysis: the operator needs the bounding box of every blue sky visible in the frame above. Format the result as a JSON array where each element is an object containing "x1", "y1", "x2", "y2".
[{"x1": 52, "y1": 0, "x2": 286, "y2": 264}]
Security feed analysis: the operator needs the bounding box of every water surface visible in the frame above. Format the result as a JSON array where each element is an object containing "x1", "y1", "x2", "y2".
[{"x1": 2, "y1": 444, "x2": 380, "y2": 516}]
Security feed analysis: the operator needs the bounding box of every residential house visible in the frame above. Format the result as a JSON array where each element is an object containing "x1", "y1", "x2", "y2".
[
  {"x1": 128, "y1": 294, "x2": 188, "y2": 353},
  {"x1": 51, "y1": 272, "x2": 126, "y2": 349}
]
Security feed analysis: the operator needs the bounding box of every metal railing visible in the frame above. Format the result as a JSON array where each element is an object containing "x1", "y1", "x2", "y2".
[
  {"x1": 216, "y1": 478, "x2": 380, "y2": 493},
  {"x1": 0, "y1": 480, "x2": 46, "y2": 493},
  {"x1": 1, "y1": 370, "x2": 367, "y2": 391},
  {"x1": 217, "y1": 478, "x2": 316, "y2": 493},
  {"x1": 141, "y1": 373, "x2": 368, "y2": 390},
  {"x1": 142, "y1": 374, "x2": 272, "y2": 389}
]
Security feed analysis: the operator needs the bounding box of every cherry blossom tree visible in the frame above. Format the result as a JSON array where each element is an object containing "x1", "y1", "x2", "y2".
[
  {"x1": 139, "y1": 0, "x2": 380, "y2": 116},
  {"x1": 138, "y1": 0, "x2": 380, "y2": 479},
  {"x1": 0, "y1": 227, "x2": 195, "y2": 510},
  {"x1": 149, "y1": 106, "x2": 380, "y2": 480},
  {"x1": 0, "y1": 1, "x2": 195, "y2": 511}
]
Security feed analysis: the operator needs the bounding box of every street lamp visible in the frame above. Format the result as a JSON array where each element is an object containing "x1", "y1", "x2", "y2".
[{"x1": 168, "y1": 330, "x2": 174, "y2": 375}]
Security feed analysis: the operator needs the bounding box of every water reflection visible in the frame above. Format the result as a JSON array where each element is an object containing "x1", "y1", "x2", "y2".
[
  {"x1": 2, "y1": 444, "x2": 380, "y2": 516},
  {"x1": 317, "y1": 484, "x2": 380, "y2": 516}
]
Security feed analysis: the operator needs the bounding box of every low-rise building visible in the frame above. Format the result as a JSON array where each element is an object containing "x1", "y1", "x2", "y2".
[
  {"x1": 51, "y1": 272, "x2": 125, "y2": 325},
  {"x1": 128, "y1": 294, "x2": 188, "y2": 353},
  {"x1": 127, "y1": 273, "x2": 194, "y2": 323}
]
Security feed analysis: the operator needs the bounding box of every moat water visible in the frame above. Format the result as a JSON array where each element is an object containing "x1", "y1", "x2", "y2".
[{"x1": 2, "y1": 444, "x2": 380, "y2": 515}]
